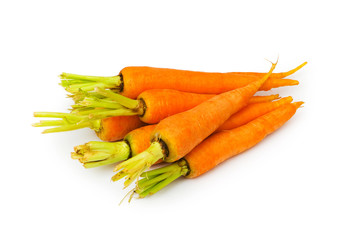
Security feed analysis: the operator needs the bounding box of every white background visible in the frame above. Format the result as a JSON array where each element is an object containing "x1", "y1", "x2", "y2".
[{"x1": 1, "y1": 0, "x2": 360, "y2": 239}]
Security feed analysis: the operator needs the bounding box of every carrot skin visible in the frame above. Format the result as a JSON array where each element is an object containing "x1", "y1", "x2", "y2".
[
  {"x1": 120, "y1": 66, "x2": 285, "y2": 98},
  {"x1": 185, "y1": 102, "x2": 303, "y2": 178},
  {"x1": 97, "y1": 116, "x2": 146, "y2": 142}
]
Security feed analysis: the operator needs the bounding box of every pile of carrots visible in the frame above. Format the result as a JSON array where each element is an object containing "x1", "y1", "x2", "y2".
[{"x1": 34, "y1": 60, "x2": 306, "y2": 202}]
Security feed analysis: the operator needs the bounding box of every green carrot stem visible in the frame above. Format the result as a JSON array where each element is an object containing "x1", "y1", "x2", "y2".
[
  {"x1": 138, "y1": 172, "x2": 183, "y2": 198},
  {"x1": 59, "y1": 73, "x2": 121, "y2": 93},
  {"x1": 65, "y1": 83, "x2": 109, "y2": 93},
  {"x1": 60, "y1": 73, "x2": 120, "y2": 82},
  {"x1": 72, "y1": 141, "x2": 131, "y2": 168},
  {"x1": 32, "y1": 120, "x2": 66, "y2": 127},
  {"x1": 42, "y1": 121, "x2": 94, "y2": 133},
  {"x1": 83, "y1": 156, "x2": 128, "y2": 168},
  {"x1": 94, "y1": 87, "x2": 140, "y2": 110},
  {"x1": 112, "y1": 142, "x2": 165, "y2": 187},
  {"x1": 89, "y1": 108, "x2": 138, "y2": 120},
  {"x1": 79, "y1": 97, "x2": 123, "y2": 109},
  {"x1": 34, "y1": 112, "x2": 81, "y2": 119},
  {"x1": 33, "y1": 110, "x2": 102, "y2": 133},
  {"x1": 140, "y1": 164, "x2": 179, "y2": 178},
  {"x1": 135, "y1": 159, "x2": 189, "y2": 198},
  {"x1": 71, "y1": 108, "x2": 107, "y2": 116},
  {"x1": 137, "y1": 170, "x2": 175, "y2": 190}
]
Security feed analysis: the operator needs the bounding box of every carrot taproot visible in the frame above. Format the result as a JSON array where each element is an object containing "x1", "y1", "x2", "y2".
[
  {"x1": 73, "y1": 96, "x2": 290, "y2": 168},
  {"x1": 112, "y1": 61, "x2": 277, "y2": 187},
  {"x1": 134, "y1": 102, "x2": 303, "y2": 198},
  {"x1": 74, "y1": 87, "x2": 281, "y2": 124},
  {"x1": 216, "y1": 96, "x2": 293, "y2": 131},
  {"x1": 231, "y1": 61, "x2": 307, "y2": 79},
  {"x1": 59, "y1": 62, "x2": 304, "y2": 98}
]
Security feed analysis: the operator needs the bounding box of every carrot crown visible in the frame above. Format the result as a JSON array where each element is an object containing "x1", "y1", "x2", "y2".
[
  {"x1": 72, "y1": 141, "x2": 131, "y2": 168},
  {"x1": 32, "y1": 88, "x2": 140, "y2": 133},
  {"x1": 70, "y1": 88, "x2": 143, "y2": 120},
  {"x1": 32, "y1": 111, "x2": 101, "y2": 133},
  {"x1": 133, "y1": 159, "x2": 189, "y2": 199},
  {"x1": 112, "y1": 141, "x2": 166, "y2": 187},
  {"x1": 60, "y1": 72, "x2": 122, "y2": 93}
]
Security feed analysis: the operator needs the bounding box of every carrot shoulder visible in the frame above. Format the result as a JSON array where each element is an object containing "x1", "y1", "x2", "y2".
[
  {"x1": 135, "y1": 102, "x2": 303, "y2": 198},
  {"x1": 112, "y1": 61, "x2": 277, "y2": 187}
]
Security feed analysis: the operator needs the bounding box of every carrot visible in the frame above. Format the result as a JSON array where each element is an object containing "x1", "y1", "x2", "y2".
[
  {"x1": 73, "y1": 96, "x2": 291, "y2": 168},
  {"x1": 72, "y1": 87, "x2": 281, "y2": 124},
  {"x1": 134, "y1": 102, "x2": 303, "y2": 198},
  {"x1": 112, "y1": 61, "x2": 277, "y2": 187},
  {"x1": 59, "y1": 62, "x2": 305, "y2": 98}
]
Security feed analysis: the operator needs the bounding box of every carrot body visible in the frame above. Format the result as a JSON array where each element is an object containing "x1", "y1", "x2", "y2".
[
  {"x1": 120, "y1": 66, "x2": 296, "y2": 98},
  {"x1": 97, "y1": 116, "x2": 145, "y2": 142},
  {"x1": 138, "y1": 89, "x2": 279, "y2": 124},
  {"x1": 186, "y1": 102, "x2": 303, "y2": 178},
  {"x1": 151, "y1": 64, "x2": 277, "y2": 162}
]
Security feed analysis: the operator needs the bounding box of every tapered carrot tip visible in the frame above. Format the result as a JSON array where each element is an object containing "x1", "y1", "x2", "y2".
[
  {"x1": 288, "y1": 80, "x2": 299, "y2": 86},
  {"x1": 292, "y1": 101, "x2": 305, "y2": 108}
]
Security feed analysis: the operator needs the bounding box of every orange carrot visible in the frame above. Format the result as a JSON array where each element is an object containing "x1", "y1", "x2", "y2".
[
  {"x1": 59, "y1": 63, "x2": 304, "y2": 98},
  {"x1": 74, "y1": 88, "x2": 280, "y2": 124},
  {"x1": 134, "y1": 102, "x2": 303, "y2": 198},
  {"x1": 111, "y1": 61, "x2": 277, "y2": 187},
  {"x1": 73, "y1": 96, "x2": 291, "y2": 168}
]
